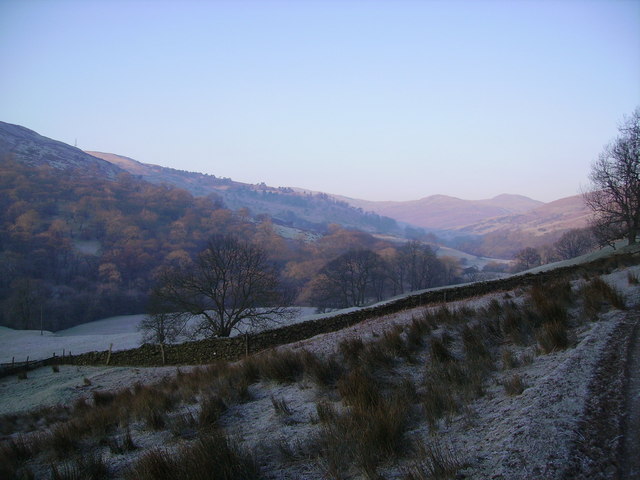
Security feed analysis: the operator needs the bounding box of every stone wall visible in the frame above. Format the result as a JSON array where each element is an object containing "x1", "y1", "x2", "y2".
[{"x1": 55, "y1": 251, "x2": 639, "y2": 368}]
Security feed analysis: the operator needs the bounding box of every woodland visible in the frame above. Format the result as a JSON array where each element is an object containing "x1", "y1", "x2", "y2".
[{"x1": 0, "y1": 159, "x2": 459, "y2": 332}]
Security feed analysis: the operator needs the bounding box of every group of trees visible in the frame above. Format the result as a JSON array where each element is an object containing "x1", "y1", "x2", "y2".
[
  {"x1": 585, "y1": 107, "x2": 640, "y2": 248},
  {"x1": 3, "y1": 107, "x2": 636, "y2": 337},
  {"x1": 511, "y1": 227, "x2": 596, "y2": 272},
  {"x1": 0, "y1": 160, "x2": 266, "y2": 330},
  {"x1": 511, "y1": 107, "x2": 640, "y2": 271},
  {"x1": 143, "y1": 235, "x2": 455, "y2": 341},
  {"x1": 305, "y1": 241, "x2": 451, "y2": 311},
  {"x1": 0, "y1": 158, "x2": 462, "y2": 334}
]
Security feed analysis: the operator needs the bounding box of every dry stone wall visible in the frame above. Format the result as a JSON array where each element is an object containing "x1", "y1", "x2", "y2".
[{"x1": 53, "y1": 252, "x2": 639, "y2": 368}]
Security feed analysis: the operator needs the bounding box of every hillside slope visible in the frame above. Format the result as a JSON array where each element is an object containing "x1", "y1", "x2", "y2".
[
  {"x1": 0, "y1": 122, "x2": 122, "y2": 179},
  {"x1": 87, "y1": 151, "x2": 399, "y2": 234},
  {"x1": 1, "y1": 253, "x2": 638, "y2": 479}
]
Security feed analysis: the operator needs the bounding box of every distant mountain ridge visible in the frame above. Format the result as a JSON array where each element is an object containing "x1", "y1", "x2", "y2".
[
  {"x1": 454, "y1": 194, "x2": 590, "y2": 236},
  {"x1": 0, "y1": 120, "x2": 590, "y2": 245},
  {"x1": 336, "y1": 193, "x2": 544, "y2": 231}
]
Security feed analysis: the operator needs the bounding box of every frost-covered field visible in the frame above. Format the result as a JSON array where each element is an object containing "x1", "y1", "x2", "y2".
[
  {"x1": 0, "y1": 308, "x2": 318, "y2": 364},
  {"x1": 1, "y1": 251, "x2": 639, "y2": 479}
]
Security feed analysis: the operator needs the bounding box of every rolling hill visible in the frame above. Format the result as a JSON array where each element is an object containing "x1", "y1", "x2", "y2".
[
  {"x1": 86, "y1": 151, "x2": 399, "y2": 234},
  {"x1": 453, "y1": 194, "x2": 591, "y2": 237},
  {"x1": 0, "y1": 122, "x2": 122, "y2": 179},
  {"x1": 336, "y1": 193, "x2": 544, "y2": 231}
]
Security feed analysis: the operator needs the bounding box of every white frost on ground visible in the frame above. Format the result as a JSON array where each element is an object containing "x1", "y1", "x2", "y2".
[
  {"x1": 2, "y1": 261, "x2": 639, "y2": 479},
  {"x1": 0, "y1": 308, "x2": 318, "y2": 364},
  {"x1": 0, "y1": 364, "x2": 181, "y2": 416}
]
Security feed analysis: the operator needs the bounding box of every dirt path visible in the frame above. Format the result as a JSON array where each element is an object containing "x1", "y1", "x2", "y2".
[
  {"x1": 561, "y1": 312, "x2": 639, "y2": 479},
  {"x1": 621, "y1": 315, "x2": 640, "y2": 479}
]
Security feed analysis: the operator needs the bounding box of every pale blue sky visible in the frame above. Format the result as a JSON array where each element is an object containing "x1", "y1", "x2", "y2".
[{"x1": 1, "y1": 0, "x2": 638, "y2": 202}]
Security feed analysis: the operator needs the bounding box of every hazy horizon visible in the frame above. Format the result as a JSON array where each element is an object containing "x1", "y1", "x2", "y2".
[{"x1": 1, "y1": 0, "x2": 638, "y2": 203}]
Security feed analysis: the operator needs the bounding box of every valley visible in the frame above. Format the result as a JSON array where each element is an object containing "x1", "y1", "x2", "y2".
[{"x1": 1, "y1": 248, "x2": 638, "y2": 479}]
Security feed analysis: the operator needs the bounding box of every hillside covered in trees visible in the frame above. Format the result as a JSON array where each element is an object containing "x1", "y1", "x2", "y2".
[{"x1": 0, "y1": 157, "x2": 460, "y2": 332}]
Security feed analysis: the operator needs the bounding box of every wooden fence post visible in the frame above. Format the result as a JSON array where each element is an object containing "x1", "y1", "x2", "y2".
[{"x1": 106, "y1": 344, "x2": 113, "y2": 366}]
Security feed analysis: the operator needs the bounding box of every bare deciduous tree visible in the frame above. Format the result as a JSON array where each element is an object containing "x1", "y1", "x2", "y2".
[
  {"x1": 312, "y1": 249, "x2": 387, "y2": 309},
  {"x1": 147, "y1": 234, "x2": 293, "y2": 338},
  {"x1": 513, "y1": 247, "x2": 541, "y2": 272},
  {"x1": 584, "y1": 107, "x2": 640, "y2": 246},
  {"x1": 554, "y1": 228, "x2": 595, "y2": 260}
]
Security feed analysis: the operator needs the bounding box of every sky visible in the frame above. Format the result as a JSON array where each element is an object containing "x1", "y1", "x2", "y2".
[{"x1": 1, "y1": 0, "x2": 639, "y2": 203}]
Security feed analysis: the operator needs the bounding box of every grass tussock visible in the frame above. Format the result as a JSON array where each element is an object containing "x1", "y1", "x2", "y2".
[
  {"x1": 257, "y1": 350, "x2": 305, "y2": 383},
  {"x1": 108, "y1": 427, "x2": 137, "y2": 454},
  {"x1": 0, "y1": 436, "x2": 34, "y2": 480},
  {"x1": 50, "y1": 452, "x2": 109, "y2": 480},
  {"x1": 318, "y1": 390, "x2": 412, "y2": 478},
  {"x1": 503, "y1": 374, "x2": 527, "y2": 396},
  {"x1": 528, "y1": 281, "x2": 571, "y2": 326},
  {"x1": 580, "y1": 277, "x2": 626, "y2": 316},
  {"x1": 500, "y1": 302, "x2": 531, "y2": 345},
  {"x1": 429, "y1": 336, "x2": 454, "y2": 364},
  {"x1": 403, "y1": 439, "x2": 465, "y2": 480},
  {"x1": 198, "y1": 394, "x2": 227, "y2": 427},
  {"x1": 46, "y1": 421, "x2": 81, "y2": 460},
  {"x1": 536, "y1": 321, "x2": 569, "y2": 353},
  {"x1": 271, "y1": 396, "x2": 293, "y2": 417},
  {"x1": 126, "y1": 432, "x2": 260, "y2": 480},
  {"x1": 301, "y1": 351, "x2": 343, "y2": 387},
  {"x1": 501, "y1": 349, "x2": 519, "y2": 370},
  {"x1": 461, "y1": 324, "x2": 493, "y2": 370}
]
